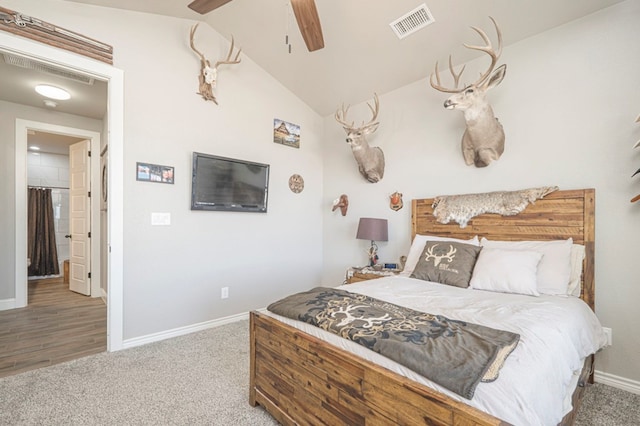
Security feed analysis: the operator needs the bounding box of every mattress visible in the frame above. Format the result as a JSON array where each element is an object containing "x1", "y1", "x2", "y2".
[{"x1": 263, "y1": 276, "x2": 607, "y2": 425}]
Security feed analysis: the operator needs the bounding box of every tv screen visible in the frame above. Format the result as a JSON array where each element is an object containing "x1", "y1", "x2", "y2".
[{"x1": 191, "y1": 152, "x2": 270, "y2": 212}]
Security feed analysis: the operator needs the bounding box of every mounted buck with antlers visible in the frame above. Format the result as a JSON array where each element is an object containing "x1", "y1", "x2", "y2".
[
  {"x1": 430, "y1": 16, "x2": 506, "y2": 167},
  {"x1": 335, "y1": 94, "x2": 385, "y2": 183},
  {"x1": 189, "y1": 23, "x2": 241, "y2": 105}
]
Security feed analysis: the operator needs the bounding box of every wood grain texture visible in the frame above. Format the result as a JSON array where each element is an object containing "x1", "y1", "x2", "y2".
[
  {"x1": 0, "y1": 6, "x2": 113, "y2": 64},
  {"x1": 0, "y1": 277, "x2": 106, "y2": 378},
  {"x1": 250, "y1": 188, "x2": 596, "y2": 425}
]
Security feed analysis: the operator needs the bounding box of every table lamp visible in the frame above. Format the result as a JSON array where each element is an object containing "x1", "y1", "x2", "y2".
[{"x1": 356, "y1": 217, "x2": 388, "y2": 266}]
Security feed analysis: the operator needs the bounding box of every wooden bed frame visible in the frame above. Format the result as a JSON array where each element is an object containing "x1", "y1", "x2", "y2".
[{"x1": 250, "y1": 188, "x2": 596, "y2": 425}]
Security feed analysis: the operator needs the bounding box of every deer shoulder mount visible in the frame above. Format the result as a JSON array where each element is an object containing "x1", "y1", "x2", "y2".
[
  {"x1": 430, "y1": 16, "x2": 506, "y2": 168},
  {"x1": 189, "y1": 24, "x2": 241, "y2": 105},
  {"x1": 335, "y1": 93, "x2": 385, "y2": 183}
]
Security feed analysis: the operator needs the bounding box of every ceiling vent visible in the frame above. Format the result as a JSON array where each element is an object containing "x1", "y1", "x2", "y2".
[
  {"x1": 389, "y1": 3, "x2": 435, "y2": 39},
  {"x1": 2, "y1": 53, "x2": 95, "y2": 85}
]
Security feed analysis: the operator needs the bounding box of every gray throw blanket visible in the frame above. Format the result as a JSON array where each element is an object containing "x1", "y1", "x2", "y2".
[{"x1": 267, "y1": 287, "x2": 519, "y2": 399}]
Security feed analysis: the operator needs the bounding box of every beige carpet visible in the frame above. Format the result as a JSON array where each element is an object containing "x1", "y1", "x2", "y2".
[{"x1": 0, "y1": 319, "x2": 637, "y2": 425}]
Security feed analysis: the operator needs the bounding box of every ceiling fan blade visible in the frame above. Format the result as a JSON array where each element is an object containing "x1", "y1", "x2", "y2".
[
  {"x1": 188, "y1": 0, "x2": 234, "y2": 15},
  {"x1": 290, "y1": 0, "x2": 324, "y2": 52}
]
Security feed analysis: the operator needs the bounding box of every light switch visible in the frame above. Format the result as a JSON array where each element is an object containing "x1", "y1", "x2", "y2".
[{"x1": 151, "y1": 212, "x2": 171, "y2": 226}]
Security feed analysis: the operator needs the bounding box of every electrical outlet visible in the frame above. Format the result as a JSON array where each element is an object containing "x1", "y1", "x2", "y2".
[
  {"x1": 221, "y1": 287, "x2": 229, "y2": 299},
  {"x1": 603, "y1": 327, "x2": 612, "y2": 346}
]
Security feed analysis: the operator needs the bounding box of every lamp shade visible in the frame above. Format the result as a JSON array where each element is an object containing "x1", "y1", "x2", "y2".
[{"x1": 356, "y1": 218, "x2": 388, "y2": 242}]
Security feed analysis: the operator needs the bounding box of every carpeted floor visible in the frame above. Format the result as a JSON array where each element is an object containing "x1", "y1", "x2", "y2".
[{"x1": 0, "y1": 319, "x2": 638, "y2": 425}]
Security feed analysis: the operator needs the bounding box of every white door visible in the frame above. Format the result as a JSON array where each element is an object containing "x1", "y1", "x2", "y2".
[{"x1": 69, "y1": 140, "x2": 91, "y2": 295}]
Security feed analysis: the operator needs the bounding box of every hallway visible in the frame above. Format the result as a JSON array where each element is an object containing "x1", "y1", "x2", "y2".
[{"x1": 0, "y1": 277, "x2": 106, "y2": 378}]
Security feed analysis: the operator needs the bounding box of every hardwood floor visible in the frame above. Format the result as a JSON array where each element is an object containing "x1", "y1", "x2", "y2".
[{"x1": 0, "y1": 277, "x2": 106, "y2": 378}]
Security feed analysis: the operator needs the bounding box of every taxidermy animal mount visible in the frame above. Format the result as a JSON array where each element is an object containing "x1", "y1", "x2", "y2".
[
  {"x1": 331, "y1": 194, "x2": 349, "y2": 216},
  {"x1": 189, "y1": 23, "x2": 241, "y2": 104},
  {"x1": 430, "y1": 16, "x2": 506, "y2": 168},
  {"x1": 335, "y1": 93, "x2": 385, "y2": 183}
]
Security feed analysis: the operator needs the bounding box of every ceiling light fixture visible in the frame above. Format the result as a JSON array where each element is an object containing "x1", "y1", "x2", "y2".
[
  {"x1": 29, "y1": 145, "x2": 40, "y2": 151},
  {"x1": 34, "y1": 84, "x2": 71, "y2": 100}
]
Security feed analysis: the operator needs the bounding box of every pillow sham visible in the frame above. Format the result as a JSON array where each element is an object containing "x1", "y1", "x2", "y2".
[
  {"x1": 401, "y1": 234, "x2": 479, "y2": 277},
  {"x1": 480, "y1": 237, "x2": 573, "y2": 295},
  {"x1": 410, "y1": 241, "x2": 482, "y2": 288},
  {"x1": 469, "y1": 248, "x2": 542, "y2": 296},
  {"x1": 568, "y1": 244, "x2": 586, "y2": 297}
]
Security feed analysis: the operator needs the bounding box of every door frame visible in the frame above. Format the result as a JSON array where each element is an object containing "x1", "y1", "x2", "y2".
[
  {"x1": 18, "y1": 125, "x2": 100, "y2": 297},
  {"x1": 2, "y1": 31, "x2": 125, "y2": 351}
]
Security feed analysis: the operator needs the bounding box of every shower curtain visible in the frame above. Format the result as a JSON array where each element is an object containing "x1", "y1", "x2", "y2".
[{"x1": 27, "y1": 188, "x2": 60, "y2": 277}]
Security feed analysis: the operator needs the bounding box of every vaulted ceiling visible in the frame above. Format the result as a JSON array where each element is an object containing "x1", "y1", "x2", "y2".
[
  {"x1": 0, "y1": 0, "x2": 626, "y2": 125},
  {"x1": 65, "y1": 0, "x2": 625, "y2": 116}
]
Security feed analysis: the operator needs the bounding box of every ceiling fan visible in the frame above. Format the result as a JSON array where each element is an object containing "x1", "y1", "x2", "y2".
[{"x1": 187, "y1": 0, "x2": 325, "y2": 52}]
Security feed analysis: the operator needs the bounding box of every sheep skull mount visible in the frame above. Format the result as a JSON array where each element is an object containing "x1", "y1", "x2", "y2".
[
  {"x1": 331, "y1": 194, "x2": 349, "y2": 216},
  {"x1": 335, "y1": 93, "x2": 385, "y2": 183},
  {"x1": 389, "y1": 191, "x2": 403, "y2": 211},
  {"x1": 430, "y1": 16, "x2": 506, "y2": 168},
  {"x1": 189, "y1": 24, "x2": 241, "y2": 105}
]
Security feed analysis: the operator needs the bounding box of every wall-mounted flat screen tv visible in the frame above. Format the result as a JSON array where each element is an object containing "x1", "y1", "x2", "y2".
[{"x1": 191, "y1": 152, "x2": 270, "y2": 212}]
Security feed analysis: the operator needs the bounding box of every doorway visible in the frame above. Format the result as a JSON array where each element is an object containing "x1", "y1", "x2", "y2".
[
  {"x1": 25, "y1": 130, "x2": 99, "y2": 299},
  {"x1": 1, "y1": 30, "x2": 125, "y2": 351}
]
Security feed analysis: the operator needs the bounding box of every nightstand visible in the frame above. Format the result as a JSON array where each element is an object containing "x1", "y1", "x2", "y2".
[{"x1": 345, "y1": 267, "x2": 401, "y2": 284}]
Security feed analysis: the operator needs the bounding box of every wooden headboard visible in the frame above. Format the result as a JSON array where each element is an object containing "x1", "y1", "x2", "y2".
[{"x1": 411, "y1": 188, "x2": 595, "y2": 311}]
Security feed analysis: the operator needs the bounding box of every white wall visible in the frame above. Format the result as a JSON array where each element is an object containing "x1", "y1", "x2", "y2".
[
  {"x1": 1, "y1": 0, "x2": 324, "y2": 340},
  {"x1": 322, "y1": 1, "x2": 640, "y2": 384}
]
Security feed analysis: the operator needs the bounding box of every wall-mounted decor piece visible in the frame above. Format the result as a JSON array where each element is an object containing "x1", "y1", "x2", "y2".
[
  {"x1": 430, "y1": 16, "x2": 506, "y2": 168},
  {"x1": 432, "y1": 186, "x2": 558, "y2": 228},
  {"x1": 331, "y1": 194, "x2": 349, "y2": 216},
  {"x1": 189, "y1": 24, "x2": 241, "y2": 105},
  {"x1": 136, "y1": 162, "x2": 174, "y2": 184},
  {"x1": 288, "y1": 174, "x2": 304, "y2": 193},
  {"x1": 335, "y1": 93, "x2": 385, "y2": 183},
  {"x1": 0, "y1": 6, "x2": 113, "y2": 64},
  {"x1": 273, "y1": 119, "x2": 300, "y2": 148},
  {"x1": 389, "y1": 191, "x2": 403, "y2": 211}
]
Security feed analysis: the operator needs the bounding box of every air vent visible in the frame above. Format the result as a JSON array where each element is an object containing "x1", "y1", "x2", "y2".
[
  {"x1": 389, "y1": 3, "x2": 435, "y2": 39},
  {"x1": 2, "y1": 53, "x2": 94, "y2": 85}
]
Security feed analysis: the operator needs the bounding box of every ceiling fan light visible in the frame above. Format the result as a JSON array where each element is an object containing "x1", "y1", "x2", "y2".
[{"x1": 35, "y1": 84, "x2": 71, "y2": 100}]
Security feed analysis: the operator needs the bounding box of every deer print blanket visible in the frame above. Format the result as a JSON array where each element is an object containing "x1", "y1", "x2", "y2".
[{"x1": 267, "y1": 287, "x2": 519, "y2": 399}]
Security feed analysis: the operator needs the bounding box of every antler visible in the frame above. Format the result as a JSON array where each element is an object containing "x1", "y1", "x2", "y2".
[
  {"x1": 335, "y1": 93, "x2": 379, "y2": 131},
  {"x1": 213, "y1": 36, "x2": 242, "y2": 70},
  {"x1": 189, "y1": 23, "x2": 208, "y2": 64},
  {"x1": 429, "y1": 16, "x2": 502, "y2": 92}
]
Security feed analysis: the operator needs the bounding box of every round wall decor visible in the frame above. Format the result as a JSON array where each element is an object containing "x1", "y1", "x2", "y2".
[{"x1": 288, "y1": 174, "x2": 304, "y2": 193}]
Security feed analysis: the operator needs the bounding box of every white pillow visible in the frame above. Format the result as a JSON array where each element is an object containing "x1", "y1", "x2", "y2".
[
  {"x1": 567, "y1": 244, "x2": 586, "y2": 297},
  {"x1": 469, "y1": 248, "x2": 543, "y2": 296},
  {"x1": 401, "y1": 234, "x2": 479, "y2": 277},
  {"x1": 480, "y1": 237, "x2": 573, "y2": 295}
]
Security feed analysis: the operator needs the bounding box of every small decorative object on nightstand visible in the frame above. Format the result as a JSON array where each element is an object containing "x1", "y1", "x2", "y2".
[{"x1": 345, "y1": 266, "x2": 400, "y2": 284}]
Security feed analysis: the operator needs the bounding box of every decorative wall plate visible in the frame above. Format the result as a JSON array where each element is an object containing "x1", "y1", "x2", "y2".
[{"x1": 288, "y1": 174, "x2": 304, "y2": 193}]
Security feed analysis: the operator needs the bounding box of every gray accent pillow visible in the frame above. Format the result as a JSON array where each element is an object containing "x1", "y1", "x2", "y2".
[{"x1": 410, "y1": 241, "x2": 482, "y2": 288}]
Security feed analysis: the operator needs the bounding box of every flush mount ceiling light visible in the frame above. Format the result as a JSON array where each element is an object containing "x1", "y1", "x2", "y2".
[
  {"x1": 29, "y1": 145, "x2": 40, "y2": 151},
  {"x1": 34, "y1": 84, "x2": 71, "y2": 100}
]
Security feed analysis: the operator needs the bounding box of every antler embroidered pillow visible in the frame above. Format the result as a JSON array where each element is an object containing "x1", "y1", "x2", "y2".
[{"x1": 410, "y1": 241, "x2": 482, "y2": 288}]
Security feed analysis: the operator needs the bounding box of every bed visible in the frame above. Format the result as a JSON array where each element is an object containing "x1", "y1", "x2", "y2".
[{"x1": 249, "y1": 188, "x2": 604, "y2": 425}]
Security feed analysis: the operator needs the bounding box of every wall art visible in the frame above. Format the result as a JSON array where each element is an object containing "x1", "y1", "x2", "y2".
[
  {"x1": 136, "y1": 162, "x2": 174, "y2": 184},
  {"x1": 274, "y1": 119, "x2": 300, "y2": 149}
]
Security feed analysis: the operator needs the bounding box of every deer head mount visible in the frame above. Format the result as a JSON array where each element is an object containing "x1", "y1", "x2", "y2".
[
  {"x1": 189, "y1": 23, "x2": 241, "y2": 105},
  {"x1": 430, "y1": 16, "x2": 506, "y2": 168},
  {"x1": 335, "y1": 93, "x2": 385, "y2": 183}
]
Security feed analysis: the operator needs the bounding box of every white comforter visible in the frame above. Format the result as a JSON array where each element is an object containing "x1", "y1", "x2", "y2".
[{"x1": 265, "y1": 276, "x2": 607, "y2": 426}]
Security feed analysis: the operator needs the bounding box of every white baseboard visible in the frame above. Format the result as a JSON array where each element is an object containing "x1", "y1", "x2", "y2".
[
  {"x1": 595, "y1": 370, "x2": 640, "y2": 395},
  {"x1": 0, "y1": 298, "x2": 16, "y2": 311},
  {"x1": 121, "y1": 311, "x2": 249, "y2": 350}
]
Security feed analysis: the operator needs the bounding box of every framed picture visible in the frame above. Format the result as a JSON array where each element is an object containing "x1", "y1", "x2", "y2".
[
  {"x1": 136, "y1": 162, "x2": 174, "y2": 184},
  {"x1": 273, "y1": 118, "x2": 300, "y2": 149}
]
